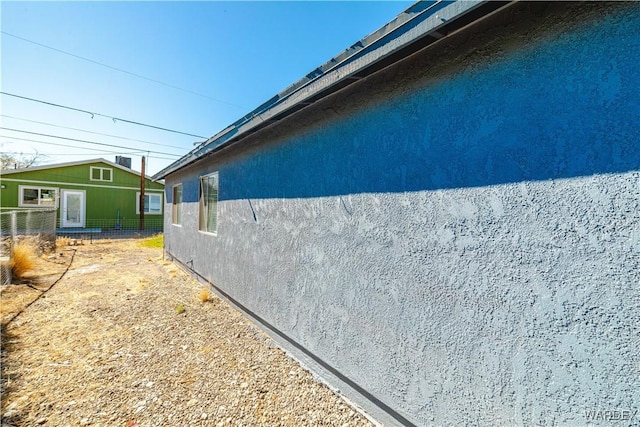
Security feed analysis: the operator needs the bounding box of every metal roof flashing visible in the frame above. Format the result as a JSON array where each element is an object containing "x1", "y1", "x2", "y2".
[{"x1": 153, "y1": 0, "x2": 496, "y2": 180}]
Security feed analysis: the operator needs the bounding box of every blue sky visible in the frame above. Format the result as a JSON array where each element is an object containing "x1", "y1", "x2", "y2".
[{"x1": 1, "y1": 1, "x2": 413, "y2": 176}]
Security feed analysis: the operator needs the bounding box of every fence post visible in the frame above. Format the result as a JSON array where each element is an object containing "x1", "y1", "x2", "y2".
[{"x1": 10, "y1": 211, "x2": 17, "y2": 256}]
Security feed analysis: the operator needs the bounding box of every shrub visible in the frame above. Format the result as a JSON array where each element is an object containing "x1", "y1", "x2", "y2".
[
  {"x1": 10, "y1": 242, "x2": 37, "y2": 279},
  {"x1": 199, "y1": 288, "x2": 210, "y2": 303}
]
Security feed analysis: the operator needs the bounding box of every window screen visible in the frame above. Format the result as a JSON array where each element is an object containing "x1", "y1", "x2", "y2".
[
  {"x1": 199, "y1": 173, "x2": 218, "y2": 234},
  {"x1": 172, "y1": 184, "x2": 182, "y2": 225}
]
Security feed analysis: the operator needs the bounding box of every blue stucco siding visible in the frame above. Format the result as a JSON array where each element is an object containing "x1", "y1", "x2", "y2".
[
  {"x1": 199, "y1": 5, "x2": 640, "y2": 201},
  {"x1": 165, "y1": 3, "x2": 640, "y2": 426}
]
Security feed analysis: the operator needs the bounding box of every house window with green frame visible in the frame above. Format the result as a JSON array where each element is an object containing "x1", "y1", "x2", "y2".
[
  {"x1": 18, "y1": 186, "x2": 58, "y2": 207},
  {"x1": 172, "y1": 184, "x2": 182, "y2": 225},
  {"x1": 199, "y1": 172, "x2": 218, "y2": 234},
  {"x1": 90, "y1": 166, "x2": 113, "y2": 182}
]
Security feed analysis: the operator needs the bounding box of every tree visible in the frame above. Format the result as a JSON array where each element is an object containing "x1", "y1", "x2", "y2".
[{"x1": 0, "y1": 151, "x2": 45, "y2": 170}]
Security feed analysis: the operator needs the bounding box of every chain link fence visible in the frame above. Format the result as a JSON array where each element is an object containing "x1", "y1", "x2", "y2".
[
  {"x1": 1, "y1": 208, "x2": 57, "y2": 285},
  {"x1": 55, "y1": 218, "x2": 163, "y2": 240}
]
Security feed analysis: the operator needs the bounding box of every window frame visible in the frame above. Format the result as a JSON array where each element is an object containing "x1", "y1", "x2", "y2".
[
  {"x1": 18, "y1": 185, "x2": 59, "y2": 208},
  {"x1": 198, "y1": 172, "x2": 219, "y2": 235},
  {"x1": 136, "y1": 192, "x2": 163, "y2": 215},
  {"x1": 172, "y1": 184, "x2": 183, "y2": 226},
  {"x1": 89, "y1": 166, "x2": 113, "y2": 182}
]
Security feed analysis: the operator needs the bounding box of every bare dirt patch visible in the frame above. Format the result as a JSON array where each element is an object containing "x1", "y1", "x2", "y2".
[{"x1": 1, "y1": 239, "x2": 372, "y2": 427}]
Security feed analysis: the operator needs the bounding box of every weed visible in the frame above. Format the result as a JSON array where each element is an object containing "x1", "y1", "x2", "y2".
[
  {"x1": 199, "y1": 288, "x2": 210, "y2": 303},
  {"x1": 175, "y1": 303, "x2": 185, "y2": 314},
  {"x1": 10, "y1": 242, "x2": 37, "y2": 279},
  {"x1": 55, "y1": 236, "x2": 70, "y2": 249},
  {"x1": 139, "y1": 234, "x2": 163, "y2": 249}
]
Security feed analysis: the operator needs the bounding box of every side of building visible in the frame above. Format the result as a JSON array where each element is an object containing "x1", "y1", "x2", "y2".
[{"x1": 159, "y1": 2, "x2": 640, "y2": 425}]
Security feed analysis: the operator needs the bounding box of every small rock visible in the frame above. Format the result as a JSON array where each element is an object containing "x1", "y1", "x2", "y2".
[
  {"x1": 36, "y1": 417, "x2": 47, "y2": 424},
  {"x1": 145, "y1": 381, "x2": 154, "y2": 388},
  {"x1": 201, "y1": 413, "x2": 208, "y2": 420},
  {"x1": 3, "y1": 409, "x2": 19, "y2": 419},
  {"x1": 80, "y1": 417, "x2": 90, "y2": 425}
]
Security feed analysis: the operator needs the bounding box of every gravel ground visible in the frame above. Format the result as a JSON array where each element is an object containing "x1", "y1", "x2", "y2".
[{"x1": 1, "y1": 239, "x2": 373, "y2": 427}]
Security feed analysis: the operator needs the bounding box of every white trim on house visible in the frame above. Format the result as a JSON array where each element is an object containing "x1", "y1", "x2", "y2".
[
  {"x1": 60, "y1": 189, "x2": 86, "y2": 228},
  {"x1": 198, "y1": 172, "x2": 219, "y2": 236},
  {"x1": 0, "y1": 158, "x2": 160, "y2": 181},
  {"x1": 136, "y1": 192, "x2": 163, "y2": 215},
  {"x1": 89, "y1": 166, "x2": 114, "y2": 182},
  {"x1": 1, "y1": 177, "x2": 164, "y2": 192},
  {"x1": 18, "y1": 185, "x2": 59, "y2": 208},
  {"x1": 172, "y1": 183, "x2": 183, "y2": 225}
]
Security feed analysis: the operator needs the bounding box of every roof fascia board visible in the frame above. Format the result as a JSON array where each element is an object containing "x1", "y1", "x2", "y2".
[
  {"x1": 153, "y1": 0, "x2": 486, "y2": 180},
  {"x1": 1, "y1": 158, "x2": 110, "y2": 175},
  {"x1": 0, "y1": 157, "x2": 151, "y2": 179}
]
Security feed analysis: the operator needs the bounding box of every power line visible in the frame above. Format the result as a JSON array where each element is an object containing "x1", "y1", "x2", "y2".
[
  {"x1": 1, "y1": 114, "x2": 186, "y2": 150},
  {"x1": 2, "y1": 150, "x2": 140, "y2": 157},
  {"x1": 0, "y1": 127, "x2": 182, "y2": 157},
  {"x1": 1, "y1": 136, "x2": 145, "y2": 154},
  {"x1": 0, "y1": 91, "x2": 208, "y2": 139},
  {"x1": 1, "y1": 136, "x2": 179, "y2": 161},
  {"x1": 1, "y1": 30, "x2": 247, "y2": 110}
]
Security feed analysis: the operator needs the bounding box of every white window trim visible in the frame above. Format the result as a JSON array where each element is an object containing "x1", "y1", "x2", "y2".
[
  {"x1": 136, "y1": 192, "x2": 163, "y2": 215},
  {"x1": 18, "y1": 185, "x2": 59, "y2": 208},
  {"x1": 198, "y1": 172, "x2": 218, "y2": 236},
  {"x1": 89, "y1": 166, "x2": 113, "y2": 182},
  {"x1": 172, "y1": 184, "x2": 183, "y2": 226}
]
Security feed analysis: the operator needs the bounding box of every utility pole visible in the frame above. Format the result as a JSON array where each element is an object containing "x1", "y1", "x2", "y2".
[{"x1": 140, "y1": 156, "x2": 145, "y2": 231}]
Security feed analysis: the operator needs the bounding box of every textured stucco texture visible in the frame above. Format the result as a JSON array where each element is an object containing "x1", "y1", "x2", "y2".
[{"x1": 164, "y1": 3, "x2": 640, "y2": 426}]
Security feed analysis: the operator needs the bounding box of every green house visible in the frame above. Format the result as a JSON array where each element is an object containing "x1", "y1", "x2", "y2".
[{"x1": 0, "y1": 158, "x2": 164, "y2": 232}]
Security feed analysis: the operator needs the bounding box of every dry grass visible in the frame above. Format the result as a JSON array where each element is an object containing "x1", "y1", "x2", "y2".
[
  {"x1": 1, "y1": 239, "x2": 371, "y2": 427},
  {"x1": 199, "y1": 287, "x2": 210, "y2": 303},
  {"x1": 9, "y1": 242, "x2": 37, "y2": 279},
  {"x1": 0, "y1": 286, "x2": 42, "y2": 325},
  {"x1": 55, "y1": 236, "x2": 70, "y2": 249}
]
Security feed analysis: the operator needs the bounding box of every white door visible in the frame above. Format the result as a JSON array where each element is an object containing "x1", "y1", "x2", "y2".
[{"x1": 61, "y1": 190, "x2": 85, "y2": 228}]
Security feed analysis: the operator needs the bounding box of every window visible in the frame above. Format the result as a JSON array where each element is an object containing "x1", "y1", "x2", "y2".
[
  {"x1": 90, "y1": 166, "x2": 113, "y2": 182},
  {"x1": 199, "y1": 172, "x2": 218, "y2": 234},
  {"x1": 136, "y1": 192, "x2": 162, "y2": 215},
  {"x1": 19, "y1": 186, "x2": 58, "y2": 207},
  {"x1": 172, "y1": 184, "x2": 182, "y2": 225}
]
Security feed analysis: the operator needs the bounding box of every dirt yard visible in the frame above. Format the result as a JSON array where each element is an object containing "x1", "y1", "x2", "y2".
[{"x1": 0, "y1": 238, "x2": 372, "y2": 427}]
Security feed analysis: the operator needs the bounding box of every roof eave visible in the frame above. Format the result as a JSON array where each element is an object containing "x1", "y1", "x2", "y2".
[{"x1": 153, "y1": 0, "x2": 509, "y2": 180}]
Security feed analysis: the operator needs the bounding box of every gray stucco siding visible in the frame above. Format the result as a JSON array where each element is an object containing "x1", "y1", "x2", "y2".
[{"x1": 164, "y1": 2, "x2": 640, "y2": 425}]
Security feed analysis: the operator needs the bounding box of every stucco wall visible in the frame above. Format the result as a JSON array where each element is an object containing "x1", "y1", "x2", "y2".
[{"x1": 164, "y1": 3, "x2": 640, "y2": 425}]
